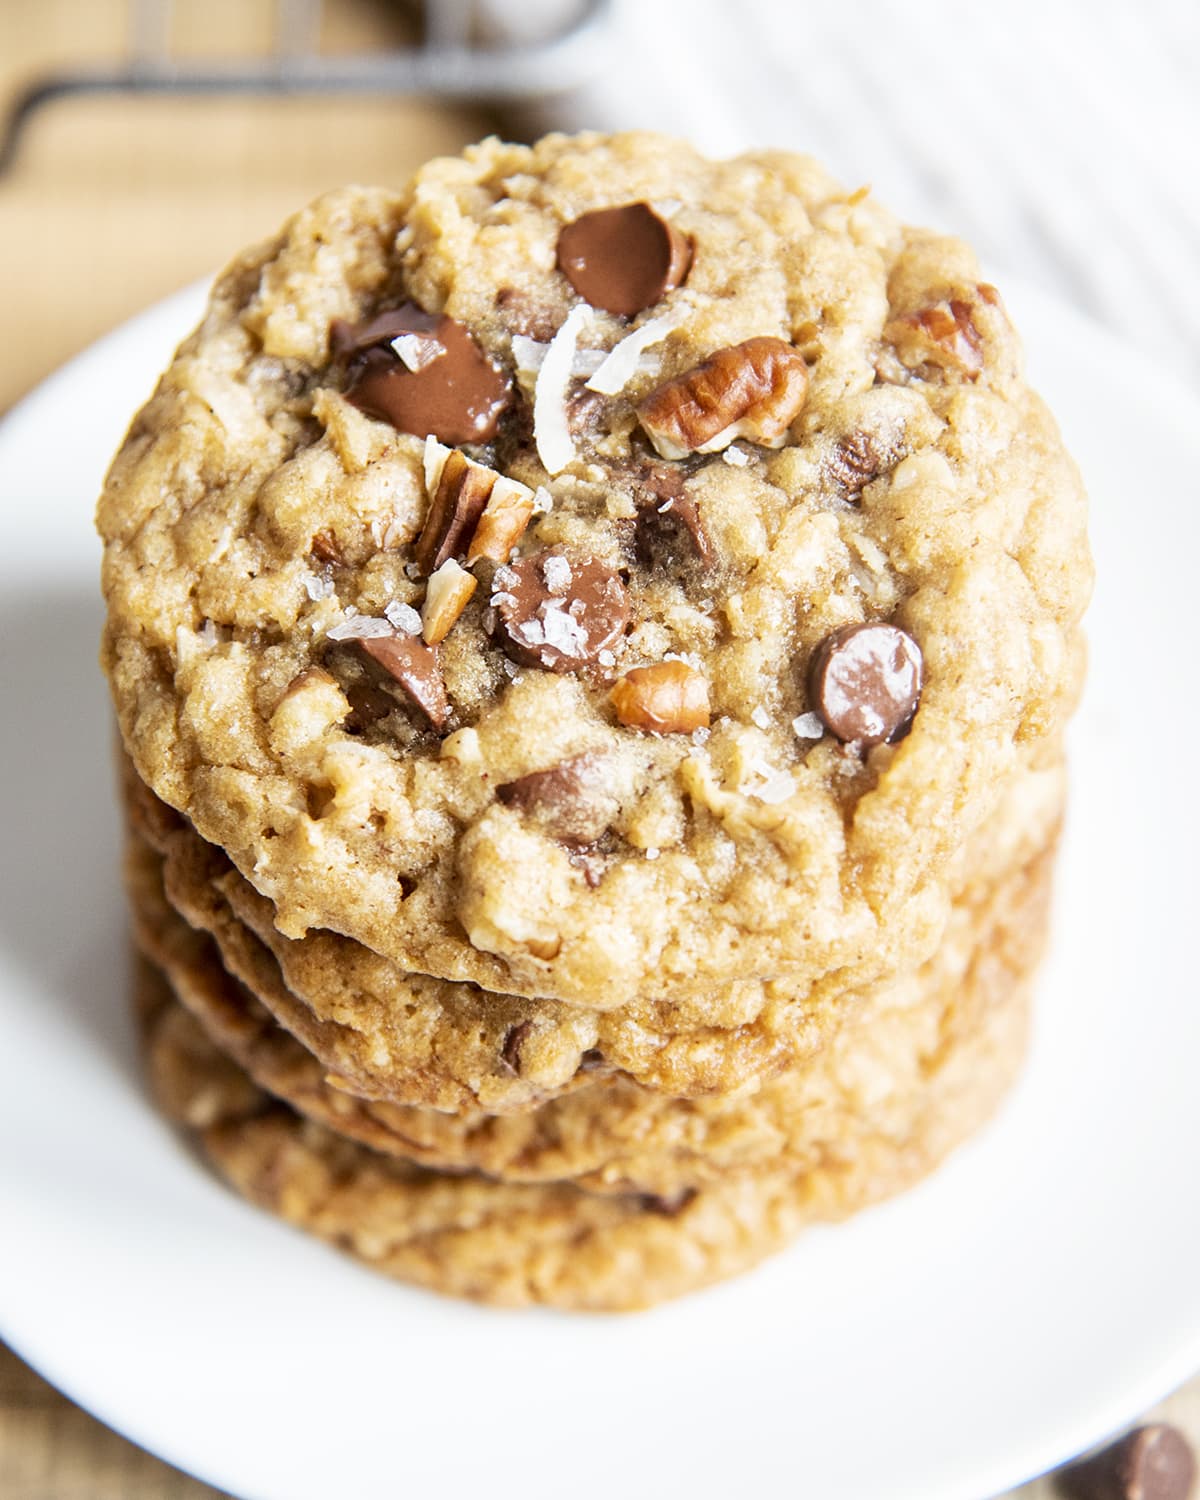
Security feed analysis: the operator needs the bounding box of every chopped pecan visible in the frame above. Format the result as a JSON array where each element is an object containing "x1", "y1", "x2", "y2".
[
  {"x1": 638, "y1": 337, "x2": 809, "y2": 459},
  {"x1": 310, "y1": 530, "x2": 343, "y2": 565},
  {"x1": 610, "y1": 661, "x2": 710, "y2": 733},
  {"x1": 883, "y1": 285, "x2": 1001, "y2": 381},
  {"x1": 825, "y1": 429, "x2": 898, "y2": 496},
  {"x1": 359, "y1": 634, "x2": 449, "y2": 731},
  {"x1": 466, "y1": 477, "x2": 536, "y2": 564},
  {"x1": 421, "y1": 559, "x2": 477, "y2": 645},
  {"x1": 414, "y1": 449, "x2": 495, "y2": 575}
]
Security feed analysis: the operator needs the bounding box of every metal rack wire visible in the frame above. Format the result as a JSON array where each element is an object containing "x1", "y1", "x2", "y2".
[{"x1": 0, "y1": 0, "x2": 616, "y2": 174}]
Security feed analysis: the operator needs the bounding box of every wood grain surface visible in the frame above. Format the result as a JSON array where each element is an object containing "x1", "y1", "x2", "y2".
[{"x1": 0, "y1": 4, "x2": 1195, "y2": 1498}]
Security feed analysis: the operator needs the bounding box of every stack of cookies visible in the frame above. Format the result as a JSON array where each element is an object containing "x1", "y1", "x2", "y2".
[{"x1": 98, "y1": 132, "x2": 1091, "y2": 1310}]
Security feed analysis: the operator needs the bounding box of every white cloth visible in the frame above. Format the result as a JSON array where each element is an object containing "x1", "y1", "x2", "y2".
[{"x1": 509, "y1": 0, "x2": 1200, "y2": 384}]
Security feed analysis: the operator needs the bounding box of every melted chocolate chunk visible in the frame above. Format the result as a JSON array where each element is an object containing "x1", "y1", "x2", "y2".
[
  {"x1": 500, "y1": 1020, "x2": 534, "y2": 1074},
  {"x1": 336, "y1": 303, "x2": 513, "y2": 445},
  {"x1": 358, "y1": 634, "x2": 449, "y2": 731},
  {"x1": 1057, "y1": 1424, "x2": 1197, "y2": 1500},
  {"x1": 807, "y1": 622, "x2": 922, "y2": 748},
  {"x1": 557, "y1": 202, "x2": 692, "y2": 318},
  {"x1": 634, "y1": 465, "x2": 713, "y2": 573},
  {"x1": 490, "y1": 552, "x2": 629, "y2": 673},
  {"x1": 497, "y1": 752, "x2": 617, "y2": 846}
]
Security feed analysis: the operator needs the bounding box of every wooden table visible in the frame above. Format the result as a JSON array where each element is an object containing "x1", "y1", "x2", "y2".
[{"x1": 1, "y1": 3, "x2": 1196, "y2": 1496}]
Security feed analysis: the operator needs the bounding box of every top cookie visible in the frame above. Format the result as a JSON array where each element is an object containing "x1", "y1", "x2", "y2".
[{"x1": 98, "y1": 131, "x2": 1090, "y2": 1006}]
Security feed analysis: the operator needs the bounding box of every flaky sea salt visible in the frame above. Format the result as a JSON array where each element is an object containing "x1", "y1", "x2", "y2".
[
  {"x1": 303, "y1": 571, "x2": 335, "y2": 601},
  {"x1": 384, "y1": 600, "x2": 421, "y2": 635},
  {"x1": 531, "y1": 485, "x2": 553, "y2": 515},
  {"x1": 751, "y1": 706, "x2": 771, "y2": 730},
  {"x1": 644, "y1": 847, "x2": 660, "y2": 861},
  {"x1": 597, "y1": 648, "x2": 616, "y2": 668},
  {"x1": 541, "y1": 555, "x2": 572, "y2": 594},
  {"x1": 326, "y1": 612, "x2": 394, "y2": 641},
  {"x1": 745, "y1": 757, "x2": 794, "y2": 805},
  {"x1": 391, "y1": 331, "x2": 445, "y2": 373},
  {"x1": 792, "y1": 711, "x2": 825, "y2": 740},
  {"x1": 722, "y1": 445, "x2": 751, "y2": 468}
]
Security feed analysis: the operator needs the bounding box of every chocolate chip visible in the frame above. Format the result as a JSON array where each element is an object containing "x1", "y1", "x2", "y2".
[
  {"x1": 1057, "y1": 1424, "x2": 1197, "y2": 1500},
  {"x1": 414, "y1": 450, "x2": 495, "y2": 575},
  {"x1": 634, "y1": 465, "x2": 713, "y2": 570},
  {"x1": 490, "y1": 552, "x2": 629, "y2": 673},
  {"x1": 807, "y1": 622, "x2": 922, "y2": 748},
  {"x1": 500, "y1": 1020, "x2": 534, "y2": 1074},
  {"x1": 337, "y1": 303, "x2": 513, "y2": 445},
  {"x1": 638, "y1": 1188, "x2": 698, "y2": 1217},
  {"x1": 825, "y1": 429, "x2": 897, "y2": 496},
  {"x1": 556, "y1": 202, "x2": 692, "y2": 318},
  {"x1": 358, "y1": 634, "x2": 449, "y2": 731},
  {"x1": 344, "y1": 680, "x2": 397, "y2": 734},
  {"x1": 497, "y1": 752, "x2": 617, "y2": 846}
]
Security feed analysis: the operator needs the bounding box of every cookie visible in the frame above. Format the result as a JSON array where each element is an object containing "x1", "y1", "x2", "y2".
[
  {"x1": 126, "y1": 794, "x2": 1058, "y2": 1198},
  {"x1": 99, "y1": 132, "x2": 1091, "y2": 1009},
  {"x1": 137, "y1": 932, "x2": 1033, "y2": 1311},
  {"x1": 125, "y1": 749, "x2": 1065, "y2": 1112}
]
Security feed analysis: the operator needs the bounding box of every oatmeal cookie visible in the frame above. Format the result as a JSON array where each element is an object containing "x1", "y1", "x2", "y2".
[
  {"x1": 127, "y1": 796, "x2": 1057, "y2": 1199},
  {"x1": 99, "y1": 132, "x2": 1090, "y2": 1008},
  {"x1": 137, "y1": 918, "x2": 1034, "y2": 1311}
]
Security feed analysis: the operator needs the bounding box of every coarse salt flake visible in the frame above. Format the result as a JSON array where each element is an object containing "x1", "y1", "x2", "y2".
[
  {"x1": 541, "y1": 555, "x2": 572, "y2": 594},
  {"x1": 326, "y1": 613, "x2": 394, "y2": 641},
  {"x1": 384, "y1": 601, "x2": 422, "y2": 635},
  {"x1": 792, "y1": 711, "x2": 826, "y2": 741},
  {"x1": 722, "y1": 445, "x2": 751, "y2": 467},
  {"x1": 303, "y1": 572, "x2": 335, "y2": 601},
  {"x1": 391, "y1": 332, "x2": 445, "y2": 373},
  {"x1": 751, "y1": 706, "x2": 771, "y2": 730}
]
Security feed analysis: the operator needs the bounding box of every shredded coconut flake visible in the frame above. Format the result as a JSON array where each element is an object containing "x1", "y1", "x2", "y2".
[
  {"x1": 391, "y1": 332, "x2": 445, "y2": 373},
  {"x1": 585, "y1": 309, "x2": 685, "y2": 396},
  {"x1": 792, "y1": 711, "x2": 826, "y2": 740},
  {"x1": 326, "y1": 613, "x2": 394, "y2": 642},
  {"x1": 751, "y1": 706, "x2": 771, "y2": 730},
  {"x1": 513, "y1": 334, "x2": 606, "y2": 378},
  {"x1": 722, "y1": 445, "x2": 751, "y2": 467},
  {"x1": 533, "y1": 304, "x2": 592, "y2": 476},
  {"x1": 384, "y1": 601, "x2": 422, "y2": 635}
]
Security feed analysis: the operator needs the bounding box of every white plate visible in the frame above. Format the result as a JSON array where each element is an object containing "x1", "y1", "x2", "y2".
[{"x1": 0, "y1": 277, "x2": 1196, "y2": 1500}]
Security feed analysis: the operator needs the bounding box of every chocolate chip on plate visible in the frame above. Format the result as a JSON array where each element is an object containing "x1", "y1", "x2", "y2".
[
  {"x1": 336, "y1": 303, "x2": 512, "y2": 445},
  {"x1": 807, "y1": 622, "x2": 923, "y2": 748},
  {"x1": 490, "y1": 552, "x2": 628, "y2": 673},
  {"x1": 1057, "y1": 1423, "x2": 1197, "y2": 1500},
  {"x1": 358, "y1": 633, "x2": 449, "y2": 731},
  {"x1": 556, "y1": 202, "x2": 692, "y2": 317}
]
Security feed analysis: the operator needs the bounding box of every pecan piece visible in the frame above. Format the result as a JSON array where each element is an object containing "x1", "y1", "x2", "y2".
[
  {"x1": 415, "y1": 449, "x2": 495, "y2": 575},
  {"x1": 421, "y1": 559, "x2": 477, "y2": 645},
  {"x1": 638, "y1": 337, "x2": 809, "y2": 459},
  {"x1": 883, "y1": 284, "x2": 1001, "y2": 381},
  {"x1": 610, "y1": 661, "x2": 710, "y2": 734},
  {"x1": 467, "y1": 477, "x2": 536, "y2": 564},
  {"x1": 359, "y1": 634, "x2": 449, "y2": 731}
]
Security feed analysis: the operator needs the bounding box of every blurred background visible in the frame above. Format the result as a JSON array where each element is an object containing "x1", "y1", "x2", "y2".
[
  {"x1": 3, "y1": 0, "x2": 1200, "y2": 415},
  {"x1": 1, "y1": 1, "x2": 1198, "y2": 1494}
]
